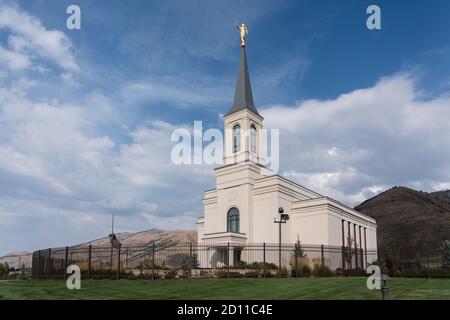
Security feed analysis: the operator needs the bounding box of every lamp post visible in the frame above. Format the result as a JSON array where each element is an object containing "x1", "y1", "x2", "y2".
[{"x1": 274, "y1": 207, "x2": 289, "y2": 273}]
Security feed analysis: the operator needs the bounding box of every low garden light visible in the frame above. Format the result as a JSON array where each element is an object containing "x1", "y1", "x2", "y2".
[{"x1": 381, "y1": 274, "x2": 390, "y2": 300}]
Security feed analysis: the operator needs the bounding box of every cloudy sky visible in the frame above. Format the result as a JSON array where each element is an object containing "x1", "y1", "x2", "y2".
[{"x1": 0, "y1": 0, "x2": 449, "y2": 254}]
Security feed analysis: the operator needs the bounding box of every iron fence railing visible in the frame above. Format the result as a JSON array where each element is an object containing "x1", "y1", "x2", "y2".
[{"x1": 32, "y1": 242, "x2": 379, "y2": 279}]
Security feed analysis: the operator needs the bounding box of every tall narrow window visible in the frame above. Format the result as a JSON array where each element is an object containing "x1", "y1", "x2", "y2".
[
  {"x1": 250, "y1": 125, "x2": 257, "y2": 153},
  {"x1": 227, "y1": 207, "x2": 240, "y2": 233},
  {"x1": 232, "y1": 125, "x2": 241, "y2": 153}
]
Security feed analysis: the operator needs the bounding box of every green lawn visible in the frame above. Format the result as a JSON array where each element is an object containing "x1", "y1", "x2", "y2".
[{"x1": 1, "y1": 277, "x2": 450, "y2": 300}]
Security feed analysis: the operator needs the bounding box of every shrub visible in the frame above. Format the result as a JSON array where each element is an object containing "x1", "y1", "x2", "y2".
[
  {"x1": 248, "y1": 261, "x2": 278, "y2": 270},
  {"x1": 16, "y1": 268, "x2": 31, "y2": 280},
  {"x1": 199, "y1": 270, "x2": 210, "y2": 277},
  {"x1": 292, "y1": 264, "x2": 311, "y2": 277},
  {"x1": 136, "y1": 272, "x2": 161, "y2": 280},
  {"x1": 164, "y1": 270, "x2": 178, "y2": 279},
  {"x1": 243, "y1": 271, "x2": 260, "y2": 278},
  {"x1": 216, "y1": 271, "x2": 243, "y2": 278},
  {"x1": 313, "y1": 264, "x2": 333, "y2": 277},
  {"x1": 311, "y1": 257, "x2": 333, "y2": 277},
  {"x1": 335, "y1": 268, "x2": 343, "y2": 276},
  {"x1": 231, "y1": 261, "x2": 278, "y2": 270},
  {"x1": 291, "y1": 256, "x2": 312, "y2": 277},
  {"x1": 260, "y1": 270, "x2": 275, "y2": 278},
  {"x1": 235, "y1": 260, "x2": 248, "y2": 269},
  {"x1": 278, "y1": 268, "x2": 289, "y2": 278}
]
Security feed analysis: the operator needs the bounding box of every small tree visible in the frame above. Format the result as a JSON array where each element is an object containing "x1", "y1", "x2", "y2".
[
  {"x1": 290, "y1": 239, "x2": 310, "y2": 276},
  {"x1": 0, "y1": 262, "x2": 9, "y2": 276},
  {"x1": 180, "y1": 253, "x2": 199, "y2": 270},
  {"x1": 291, "y1": 239, "x2": 305, "y2": 261},
  {"x1": 342, "y1": 234, "x2": 356, "y2": 269},
  {"x1": 290, "y1": 239, "x2": 305, "y2": 268},
  {"x1": 190, "y1": 254, "x2": 200, "y2": 269},
  {"x1": 441, "y1": 239, "x2": 450, "y2": 269}
]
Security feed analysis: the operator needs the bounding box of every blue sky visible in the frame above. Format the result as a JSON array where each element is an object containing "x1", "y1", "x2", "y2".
[{"x1": 0, "y1": 0, "x2": 450, "y2": 254}]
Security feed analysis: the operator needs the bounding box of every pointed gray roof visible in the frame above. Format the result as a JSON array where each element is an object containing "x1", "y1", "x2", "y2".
[{"x1": 226, "y1": 47, "x2": 260, "y2": 117}]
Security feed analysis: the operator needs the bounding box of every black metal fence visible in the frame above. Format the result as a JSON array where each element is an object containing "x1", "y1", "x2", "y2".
[{"x1": 32, "y1": 242, "x2": 378, "y2": 279}]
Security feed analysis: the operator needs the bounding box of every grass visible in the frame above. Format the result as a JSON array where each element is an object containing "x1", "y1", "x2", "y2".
[{"x1": 1, "y1": 277, "x2": 450, "y2": 300}]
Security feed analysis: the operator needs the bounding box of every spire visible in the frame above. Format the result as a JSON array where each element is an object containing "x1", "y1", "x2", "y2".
[{"x1": 226, "y1": 47, "x2": 260, "y2": 117}]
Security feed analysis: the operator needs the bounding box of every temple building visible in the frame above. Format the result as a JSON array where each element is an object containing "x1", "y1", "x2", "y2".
[{"x1": 196, "y1": 43, "x2": 377, "y2": 270}]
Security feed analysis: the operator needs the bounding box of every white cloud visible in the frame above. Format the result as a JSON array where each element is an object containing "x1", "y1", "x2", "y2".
[
  {"x1": 121, "y1": 79, "x2": 230, "y2": 109},
  {"x1": 0, "y1": 45, "x2": 30, "y2": 70},
  {"x1": 0, "y1": 5, "x2": 78, "y2": 72},
  {"x1": 262, "y1": 74, "x2": 450, "y2": 206},
  {"x1": 0, "y1": 80, "x2": 214, "y2": 254}
]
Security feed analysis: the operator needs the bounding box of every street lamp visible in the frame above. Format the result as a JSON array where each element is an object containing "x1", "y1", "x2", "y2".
[{"x1": 274, "y1": 207, "x2": 289, "y2": 272}]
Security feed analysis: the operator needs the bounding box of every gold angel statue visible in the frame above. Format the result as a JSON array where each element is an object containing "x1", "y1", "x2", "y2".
[{"x1": 235, "y1": 22, "x2": 248, "y2": 47}]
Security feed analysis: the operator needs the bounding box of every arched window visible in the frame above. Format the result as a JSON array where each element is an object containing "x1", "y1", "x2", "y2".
[
  {"x1": 250, "y1": 125, "x2": 257, "y2": 153},
  {"x1": 227, "y1": 207, "x2": 240, "y2": 233},
  {"x1": 232, "y1": 125, "x2": 241, "y2": 153}
]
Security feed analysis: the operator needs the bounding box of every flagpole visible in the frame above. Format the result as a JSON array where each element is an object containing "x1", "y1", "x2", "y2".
[
  {"x1": 110, "y1": 214, "x2": 114, "y2": 270},
  {"x1": 112, "y1": 213, "x2": 115, "y2": 235}
]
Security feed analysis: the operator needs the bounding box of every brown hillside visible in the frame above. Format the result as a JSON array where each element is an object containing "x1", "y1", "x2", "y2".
[
  {"x1": 0, "y1": 251, "x2": 32, "y2": 269},
  {"x1": 75, "y1": 228, "x2": 197, "y2": 248},
  {"x1": 355, "y1": 186, "x2": 450, "y2": 260}
]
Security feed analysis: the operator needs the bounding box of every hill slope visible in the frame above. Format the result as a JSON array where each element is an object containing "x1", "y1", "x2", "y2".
[
  {"x1": 76, "y1": 228, "x2": 197, "y2": 247},
  {"x1": 355, "y1": 186, "x2": 450, "y2": 260},
  {"x1": 0, "y1": 251, "x2": 32, "y2": 269}
]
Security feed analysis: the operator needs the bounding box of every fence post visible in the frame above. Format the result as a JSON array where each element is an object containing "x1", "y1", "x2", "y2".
[
  {"x1": 321, "y1": 245, "x2": 324, "y2": 277},
  {"x1": 110, "y1": 244, "x2": 113, "y2": 276},
  {"x1": 88, "y1": 245, "x2": 92, "y2": 280},
  {"x1": 427, "y1": 256, "x2": 430, "y2": 279},
  {"x1": 32, "y1": 253, "x2": 36, "y2": 278},
  {"x1": 189, "y1": 242, "x2": 193, "y2": 278},
  {"x1": 227, "y1": 242, "x2": 230, "y2": 279},
  {"x1": 63, "y1": 246, "x2": 69, "y2": 280},
  {"x1": 47, "y1": 248, "x2": 51, "y2": 279},
  {"x1": 117, "y1": 246, "x2": 121, "y2": 280},
  {"x1": 152, "y1": 242, "x2": 155, "y2": 280},
  {"x1": 37, "y1": 250, "x2": 41, "y2": 278},
  {"x1": 364, "y1": 249, "x2": 368, "y2": 271},
  {"x1": 126, "y1": 248, "x2": 129, "y2": 269},
  {"x1": 31, "y1": 253, "x2": 35, "y2": 278},
  {"x1": 294, "y1": 243, "x2": 298, "y2": 278},
  {"x1": 361, "y1": 249, "x2": 364, "y2": 271},
  {"x1": 263, "y1": 242, "x2": 266, "y2": 278}
]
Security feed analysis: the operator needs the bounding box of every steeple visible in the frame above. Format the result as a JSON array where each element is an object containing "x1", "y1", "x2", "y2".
[
  {"x1": 222, "y1": 24, "x2": 264, "y2": 167},
  {"x1": 226, "y1": 47, "x2": 260, "y2": 117}
]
